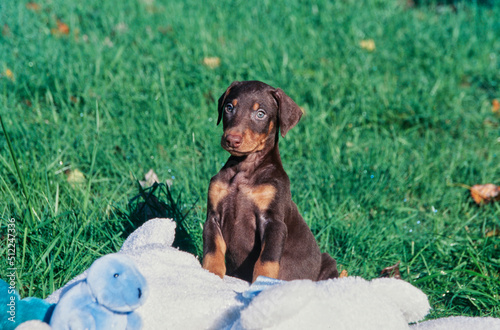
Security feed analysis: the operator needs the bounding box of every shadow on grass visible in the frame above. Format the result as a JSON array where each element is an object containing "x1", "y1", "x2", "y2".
[
  {"x1": 410, "y1": 0, "x2": 495, "y2": 7},
  {"x1": 126, "y1": 182, "x2": 202, "y2": 257}
]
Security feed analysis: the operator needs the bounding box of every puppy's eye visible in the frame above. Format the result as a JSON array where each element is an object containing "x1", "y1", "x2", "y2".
[
  {"x1": 225, "y1": 103, "x2": 234, "y2": 113},
  {"x1": 256, "y1": 110, "x2": 266, "y2": 119},
  {"x1": 114, "y1": 273, "x2": 120, "y2": 278}
]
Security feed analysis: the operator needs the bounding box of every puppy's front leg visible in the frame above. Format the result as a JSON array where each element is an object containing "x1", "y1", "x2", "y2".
[
  {"x1": 203, "y1": 178, "x2": 229, "y2": 278},
  {"x1": 202, "y1": 216, "x2": 226, "y2": 279},
  {"x1": 253, "y1": 219, "x2": 287, "y2": 282}
]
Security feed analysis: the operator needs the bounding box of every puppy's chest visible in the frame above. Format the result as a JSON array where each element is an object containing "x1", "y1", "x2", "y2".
[{"x1": 209, "y1": 175, "x2": 276, "y2": 222}]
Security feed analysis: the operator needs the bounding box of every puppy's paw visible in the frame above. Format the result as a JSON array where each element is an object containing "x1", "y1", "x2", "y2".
[
  {"x1": 252, "y1": 260, "x2": 279, "y2": 282},
  {"x1": 202, "y1": 254, "x2": 226, "y2": 279}
]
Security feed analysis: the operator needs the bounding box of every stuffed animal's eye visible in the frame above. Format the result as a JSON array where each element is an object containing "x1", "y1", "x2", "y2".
[
  {"x1": 114, "y1": 273, "x2": 119, "y2": 278},
  {"x1": 256, "y1": 110, "x2": 266, "y2": 119},
  {"x1": 225, "y1": 103, "x2": 234, "y2": 113}
]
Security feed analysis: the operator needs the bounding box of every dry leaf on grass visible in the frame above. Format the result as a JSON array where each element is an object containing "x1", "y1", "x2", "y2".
[
  {"x1": 339, "y1": 269, "x2": 348, "y2": 278},
  {"x1": 139, "y1": 169, "x2": 160, "y2": 188},
  {"x1": 485, "y1": 228, "x2": 500, "y2": 238},
  {"x1": 470, "y1": 184, "x2": 500, "y2": 205},
  {"x1": 139, "y1": 169, "x2": 173, "y2": 188},
  {"x1": 65, "y1": 168, "x2": 86, "y2": 188},
  {"x1": 380, "y1": 261, "x2": 401, "y2": 279},
  {"x1": 359, "y1": 39, "x2": 376, "y2": 52},
  {"x1": 70, "y1": 96, "x2": 80, "y2": 104},
  {"x1": 492, "y1": 99, "x2": 500, "y2": 114},
  {"x1": 203, "y1": 57, "x2": 221, "y2": 69},
  {"x1": 3, "y1": 69, "x2": 14, "y2": 82},
  {"x1": 51, "y1": 20, "x2": 70, "y2": 36},
  {"x1": 26, "y1": 2, "x2": 41, "y2": 11}
]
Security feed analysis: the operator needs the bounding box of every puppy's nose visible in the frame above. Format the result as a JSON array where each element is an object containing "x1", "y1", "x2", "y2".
[{"x1": 226, "y1": 134, "x2": 242, "y2": 148}]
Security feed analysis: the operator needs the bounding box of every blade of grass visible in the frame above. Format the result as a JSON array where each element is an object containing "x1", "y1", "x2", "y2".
[{"x1": 0, "y1": 115, "x2": 34, "y2": 227}]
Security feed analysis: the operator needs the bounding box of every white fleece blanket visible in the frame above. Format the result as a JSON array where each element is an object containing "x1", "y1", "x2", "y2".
[{"x1": 34, "y1": 218, "x2": 499, "y2": 330}]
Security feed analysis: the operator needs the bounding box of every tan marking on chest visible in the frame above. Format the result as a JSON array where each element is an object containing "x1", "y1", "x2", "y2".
[
  {"x1": 209, "y1": 181, "x2": 230, "y2": 210},
  {"x1": 241, "y1": 184, "x2": 276, "y2": 212}
]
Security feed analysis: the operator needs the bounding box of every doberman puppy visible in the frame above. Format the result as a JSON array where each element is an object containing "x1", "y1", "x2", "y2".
[{"x1": 202, "y1": 81, "x2": 339, "y2": 283}]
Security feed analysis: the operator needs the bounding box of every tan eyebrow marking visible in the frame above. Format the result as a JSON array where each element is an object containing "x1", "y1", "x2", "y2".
[{"x1": 252, "y1": 102, "x2": 260, "y2": 110}]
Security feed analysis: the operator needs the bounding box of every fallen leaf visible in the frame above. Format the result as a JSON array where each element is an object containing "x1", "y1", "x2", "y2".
[
  {"x1": 380, "y1": 261, "x2": 401, "y2": 279},
  {"x1": 51, "y1": 20, "x2": 70, "y2": 36},
  {"x1": 339, "y1": 269, "x2": 348, "y2": 278},
  {"x1": 470, "y1": 184, "x2": 500, "y2": 205},
  {"x1": 65, "y1": 168, "x2": 86, "y2": 188},
  {"x1": 492, "y1": 99, "x2": 500, "y2": 114},
  {"x1": 26, "y1": 2, "x2": 41, "y2": 11},
  {"x1": 4, "y1": 69, "x2": 14, "y2": 81},
  {"x1": 359, "y1": 39, "x2": 376, "y2": 52},
  {"x1": 139, "y1": 169, "x2": 160, "y2": 188},
  {"x1": 485, "y1": 228, "x2": 500, "y2": 238},
  {"x1": 58, "y1": 20, "x2": 70, "y2": 34},
  {"x1": 203, "y1": 57, "x2": 221, "y2": 69}
]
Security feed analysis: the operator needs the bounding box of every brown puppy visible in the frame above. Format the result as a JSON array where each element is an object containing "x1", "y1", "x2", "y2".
[{"x1": 202, "y1": 81, "x2": 339, "y2": 283}]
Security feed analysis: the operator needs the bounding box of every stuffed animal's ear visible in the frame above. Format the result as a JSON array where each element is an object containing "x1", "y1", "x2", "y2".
[
  {"x1": 217, "y1": 81, "x2": 240, "y2": 126},
  {"x1": 272, "y1": 88, "x2": 303, "y2": 137}
]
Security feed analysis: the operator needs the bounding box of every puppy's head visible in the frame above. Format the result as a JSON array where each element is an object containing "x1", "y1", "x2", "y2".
[{"x1": 217, "y1": 81, "x2": 303, "y2": 156}]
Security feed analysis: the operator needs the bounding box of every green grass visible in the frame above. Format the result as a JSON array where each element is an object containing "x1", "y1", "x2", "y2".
[{"x1": 1, "y1": 0, "x2": 499, "y2": 320}]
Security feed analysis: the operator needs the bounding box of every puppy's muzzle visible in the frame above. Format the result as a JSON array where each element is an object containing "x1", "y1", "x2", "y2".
[{"x1": 225, "y1": 133, "x2": 243, "y2": 149}]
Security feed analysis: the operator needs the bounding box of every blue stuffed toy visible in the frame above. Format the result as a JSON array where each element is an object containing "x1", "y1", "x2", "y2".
[
  {"x1": 0, "y1": 278, "x2": 54, "y2": 330},
  {"x1": 49, "y1": 253, "x2": 148, "y2": 330}
]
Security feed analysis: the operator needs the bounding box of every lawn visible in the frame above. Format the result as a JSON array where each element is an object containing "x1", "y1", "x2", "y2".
[{"x1": 1, "y1": 0, "x2": 499, "y2": 321}]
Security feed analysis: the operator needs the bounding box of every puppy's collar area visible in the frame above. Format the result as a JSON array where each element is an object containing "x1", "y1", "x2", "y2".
[{"x1": 226, "y1": 145, "x2": 281, "y2": 174}]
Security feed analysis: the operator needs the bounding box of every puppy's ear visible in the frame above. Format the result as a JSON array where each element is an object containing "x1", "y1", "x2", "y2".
[
  {"x1": 272, "y1": 88, "x2": 303, "y2": 137},
  {"x1": 217, "y1": 81, "x2": 240, "y2": 125}
]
